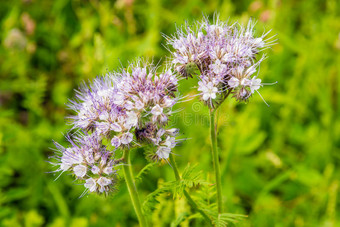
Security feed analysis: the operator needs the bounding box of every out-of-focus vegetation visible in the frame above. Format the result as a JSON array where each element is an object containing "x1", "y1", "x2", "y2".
[{"x1": 0, "y1": 0, "x2": 339, "y2": 226}]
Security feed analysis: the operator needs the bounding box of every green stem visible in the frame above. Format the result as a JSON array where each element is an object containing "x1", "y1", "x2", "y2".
[
  {"x1": 169, "y1": 154, "x2": 213, "y2": 226},
  {"x1": 210, "y1": 108, "x2": 223, "y2": 213},
  {"x1": 123, "y1": 150, "x2": 148, "y2": 227}
]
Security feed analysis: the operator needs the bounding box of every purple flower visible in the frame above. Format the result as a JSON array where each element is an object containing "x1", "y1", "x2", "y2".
[
  {"x1": 166, "y1": 17, "x2": 277, "y2": 107},
  {"x1": 52, "y1": 132, "x2": 117, "y2": 194},
  {"x1": 198, "y1": 81, "x2": 218, "y2": 101},
  {"x1": 52, "y1": 60, "x2": 182, "y2": 195}
]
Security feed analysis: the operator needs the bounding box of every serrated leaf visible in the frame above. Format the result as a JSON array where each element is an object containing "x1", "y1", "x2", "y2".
[
  {"x1": 170, "y1": 212, "x2": 189, "y2": 227},
  {"x1": 143, "y1": 183, "x2": 172, "y2": 214},
  {"x1": 213, "y1": 213, "x2": 247, "y2": 227},
  {"x1": 143, "y1": 164, "x2": 207, "y2": 215},
  {"x1": 135, "y1": 162, "x2": 157, "y2": 183},
  {"x1": 182, "y1": 164, "x2": 206, "y2": 187}
]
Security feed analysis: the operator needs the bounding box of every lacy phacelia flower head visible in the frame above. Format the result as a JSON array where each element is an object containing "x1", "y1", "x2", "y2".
[
  {"x1": 68, "y1": 62, "x2": 179, "y2": 152},
  {"x1": 52, "y1": 132, "x2": 117, "y2": 195},
  {"x1": 52, "y1": 61, "x2": 181, "y2": 195},
  {"x1": 166, "y1": 17, "x2": 277, "y2": 107}
]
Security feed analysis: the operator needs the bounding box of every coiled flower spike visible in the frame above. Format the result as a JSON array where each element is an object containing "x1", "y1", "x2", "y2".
[
  {"x1": 166, "y1": 17, "x2": 277, "y2": 108},
  {"x1": 51, "y1": 60, "x2": 181, "y2": 195}
]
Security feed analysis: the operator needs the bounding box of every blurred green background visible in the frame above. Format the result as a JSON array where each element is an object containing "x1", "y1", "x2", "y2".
[{"x1": 0, "y1": 0, "x2": 339, "y2": 226}]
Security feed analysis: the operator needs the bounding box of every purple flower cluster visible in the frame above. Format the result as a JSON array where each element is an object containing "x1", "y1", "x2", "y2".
[
  {"x1": 52, "y1": 62, "x2": 180, "y2": 194},
  {"x1": 167, "y1": 18, "x2": 276, "y2": 107},
  {"x1": 53, "y1": 133, "x2": 116, "y2": 195}
]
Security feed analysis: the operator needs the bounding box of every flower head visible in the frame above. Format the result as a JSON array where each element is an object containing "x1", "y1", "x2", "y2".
[
  {"x1": 166, "y1": 16, "x2": 277, "y2": 108},
  {"x1": 52, "y1": 132, "x2": 117, "y2": 195},
  {"x1": 52, "y1": 60, "x2": 181, "y2": 195}
]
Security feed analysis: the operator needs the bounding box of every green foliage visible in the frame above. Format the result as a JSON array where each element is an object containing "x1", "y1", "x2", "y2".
[
  {"x1": 174, "y1": 164, "x2": 207, "y2": 197},
  {"x1": 135, "y1": 162, "x2": 157, "y2": 183},
  {"x1": 143, "y1": 164, "x2": 206, "y2": 215},
  {"x1": 213, "y1": 213, "x2": 247, "y2": 227},
  {"x1": 1, "y1": 0, "x2": 340, "y2": 226},
  {"x1": 171, "y1": 212, "x2": 190, "y2": 227},
  {"x1": 143, "y1": 179, "x2": 172, "y2": 214}
]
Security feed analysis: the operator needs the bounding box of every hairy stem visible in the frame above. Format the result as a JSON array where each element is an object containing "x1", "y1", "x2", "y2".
[
  {"x1": 210, "y1": 108, "x2": 223, "y2": 213},
  {"x1": 123, "y1": 150, "x2": 148, "y2": 227},
  {"x1": 169, "y1": 154, "x2": 213, "y2": 226}
]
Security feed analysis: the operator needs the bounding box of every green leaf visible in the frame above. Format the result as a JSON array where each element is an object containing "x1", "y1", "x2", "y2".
[
  {"x1": 213, "y1": 213, "x2": 247, "y2": 227},
  {"x1": 143, "y1": 163, "x2": 207, "y2": 213},
  {"x1": 3, "y1": 187, "x2": 30, "y2": 203},
  {"x1": 143, "y1": 183, "x2": 172, "y2": 214},
  {"x1": 172, "y1": 163, "x2": 207, "y2": 197},
  {"x1": 170, "y1": 212, "x2": 189, "y2": 227},
  {"x1": 135, "y1": 162, "x2": 157, "y2": 183}
]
